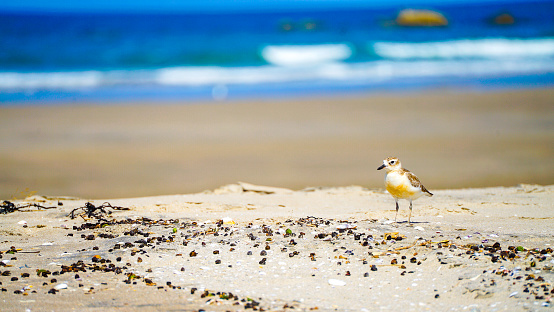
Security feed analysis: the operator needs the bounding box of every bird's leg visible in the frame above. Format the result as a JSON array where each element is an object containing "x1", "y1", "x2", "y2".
[
  {"x1": 408, "y1": 200, "x2": 413, "y2": 224},
  {"x1": 395, "y1": 200, "x2": 399, "y2": 223}
]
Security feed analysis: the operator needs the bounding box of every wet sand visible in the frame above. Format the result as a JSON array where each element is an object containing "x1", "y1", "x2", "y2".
[
  {"x1": 0, "y1": 183, "x2": 553, "y2": 311},
  {"x1": 1, "y1": 88, "x2": 553, "y2": 200}
]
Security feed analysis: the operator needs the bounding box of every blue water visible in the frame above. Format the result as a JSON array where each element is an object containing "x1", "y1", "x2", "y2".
[{"x1": 1, "y1": 0, "x2": 554, "y2": 103}]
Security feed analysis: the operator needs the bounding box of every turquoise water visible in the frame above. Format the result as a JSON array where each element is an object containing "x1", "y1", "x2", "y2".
[{"x1": 1, "y1": 0, "x2": 554, "y2": 103}]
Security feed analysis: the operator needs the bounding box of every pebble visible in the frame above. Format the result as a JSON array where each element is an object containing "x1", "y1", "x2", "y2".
[
  {"x1": 336, "y1": 224, "x2": 355, "y2": 230},
  {"x1": 328, "y1": 279, "x2": 346, "y2": 286},
  {"x1": 222, "y1": 217, "x2": 235, "y2": 225},
  {"x1": 4, "y1": 214, "x2": 552, "y2": 311},
  {"x1": 54, "y1": 283, "x2": 68, "y2": 290}
]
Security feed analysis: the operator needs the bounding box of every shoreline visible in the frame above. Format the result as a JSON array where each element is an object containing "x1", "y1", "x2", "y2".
[{"x1": 2, "y1": 73, "x2": 554, "y2": 105}]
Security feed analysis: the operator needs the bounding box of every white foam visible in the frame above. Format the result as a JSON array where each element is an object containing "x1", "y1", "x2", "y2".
[
  {"x1": 261, "y1": 44, "x2": 353, "y2": 66},
  {"x1": 0, "y1": 71, "x2": 101, "y2": 90},
  {"x1": 1, "y1": 57, "x2": 554, "y2": 92},
  {"x1": 373, "y1": 38, "x2": 554, "y2": 59},
  {"x1": 155, "y1": 63, "x2": 356, "y2": 86},
  {"x1": 155, "y1": 58, "x2": 554, "y2": 88}
]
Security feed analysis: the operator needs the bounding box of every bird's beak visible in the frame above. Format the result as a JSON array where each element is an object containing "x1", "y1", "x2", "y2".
[{"x1": 377, "y1": 164, "x2": 385, "y2": 170}]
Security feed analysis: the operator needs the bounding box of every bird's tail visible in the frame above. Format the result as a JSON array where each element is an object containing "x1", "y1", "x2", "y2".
[{"x1": 422, "y1": 185, "x2": 433, "y2": 197}]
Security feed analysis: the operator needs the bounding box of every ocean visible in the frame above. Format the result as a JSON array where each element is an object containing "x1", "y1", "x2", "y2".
[{"x1": 1, "y1": 0, "x2": 554, "y2": 103}]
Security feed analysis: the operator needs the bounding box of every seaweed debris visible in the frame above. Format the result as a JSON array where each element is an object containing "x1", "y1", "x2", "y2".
[
  {"x1": 68, "y1": 202, "x2": 130, "y2": 221},
  {"x1": 0, "y1": 200, "x2": 57, "y2": 214}
]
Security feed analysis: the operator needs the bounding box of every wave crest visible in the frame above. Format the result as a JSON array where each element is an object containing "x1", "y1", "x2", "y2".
[
  {"x1": 261, "y1": 44, "x2": 353, "y2": 66},
  {"x1": 373, "y1": 38, "x2": 554, "y2": 59}
]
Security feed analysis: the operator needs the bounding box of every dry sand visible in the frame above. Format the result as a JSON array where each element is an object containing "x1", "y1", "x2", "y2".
[
  {"x1": 0, "y1": 183, "x2": 553, "y2": 311},
  {"x1": 1, "y1": 88, "x2": 553, "y2": 199}
]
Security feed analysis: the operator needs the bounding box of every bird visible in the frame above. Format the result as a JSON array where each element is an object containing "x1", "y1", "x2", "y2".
[{"x1": 377, "y1": 157, "x2": 433, "y2": 223}]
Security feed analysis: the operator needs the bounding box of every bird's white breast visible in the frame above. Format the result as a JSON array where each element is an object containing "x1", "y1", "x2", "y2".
[{"x1": 385, "y1": 171, "x2": 423, "y2": 200}]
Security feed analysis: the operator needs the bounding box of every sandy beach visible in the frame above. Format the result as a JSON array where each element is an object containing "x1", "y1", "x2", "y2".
[
  {"x1": 1, "y1": 88, "x2": 553, "y2": 200},
  {"x1": 0, "y1": 88, "x2": 553, "y2": 311},
  {"x1": 0, "y1": 183, "x2": 553, "y2": 311}
]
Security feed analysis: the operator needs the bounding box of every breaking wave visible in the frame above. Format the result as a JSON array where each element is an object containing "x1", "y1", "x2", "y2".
[
  {"x1": 2, "y1": 38, "x2": 554, "y2": 93},
  {"x1": 2, "y1": 59, "x2": 554, "y2": 92},
  {"x1": 261, "y1": 44, "x2": 353, "y2": 66},
  {"x1": 372, "y1": 38, "x2": 554, "y2": 59}
]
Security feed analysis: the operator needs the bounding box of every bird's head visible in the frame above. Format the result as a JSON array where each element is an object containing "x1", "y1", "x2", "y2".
[{"x1": 377, "y1": 157, "x2": 401, "y2": 172}]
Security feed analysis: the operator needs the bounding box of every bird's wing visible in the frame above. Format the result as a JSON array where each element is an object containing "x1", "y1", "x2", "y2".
[
  {"x1": 404, "y1": 169, "x2": 433, "y2": 196},
  {"x1": 404, "y1": 170, "x2": 421, "y2": 188},
  {"x1": 402, "y1": 169, "x2": 433, "y2": 196}
]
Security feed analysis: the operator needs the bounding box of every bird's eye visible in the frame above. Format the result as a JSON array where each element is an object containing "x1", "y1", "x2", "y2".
[{"x1": 390, "y1": 160, "x2": 396, "y2": 164}]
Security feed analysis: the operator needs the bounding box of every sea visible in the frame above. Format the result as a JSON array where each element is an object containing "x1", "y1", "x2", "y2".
[{"x1": 1, "y1": 0, "x2": 554, "y2": 104}]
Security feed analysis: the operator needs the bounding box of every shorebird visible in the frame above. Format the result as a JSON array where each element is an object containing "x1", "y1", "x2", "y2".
[{"x1": 377, "y1": 157, "x2": 433, "y2": 223}]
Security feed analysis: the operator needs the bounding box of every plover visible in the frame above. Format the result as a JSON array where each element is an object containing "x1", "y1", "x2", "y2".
[{"x1": 377, "y1": 157, "x2": 433, "y2": 223}]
